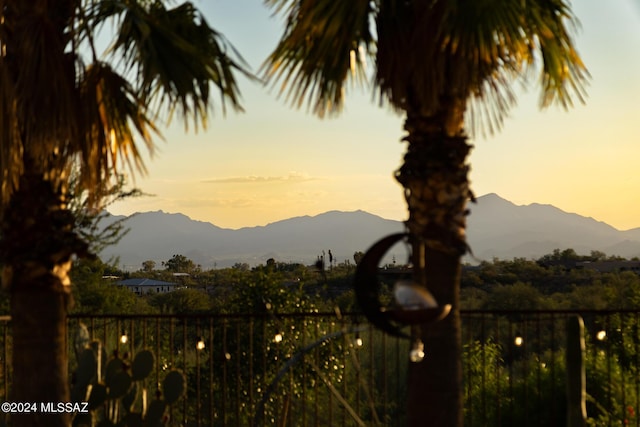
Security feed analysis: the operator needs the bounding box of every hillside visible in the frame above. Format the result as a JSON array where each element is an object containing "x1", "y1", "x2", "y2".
[{"x1": 101, "y1": 194, "x2": 640, "y2": 270}]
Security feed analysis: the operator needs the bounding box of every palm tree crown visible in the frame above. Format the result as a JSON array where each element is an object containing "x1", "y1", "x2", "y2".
[
  {"x1": 0, "y1": 0, "x2": 249, "y2": 206},
  {"x1": 263, "y1": 0, "x2": 588, "y2": 130}
]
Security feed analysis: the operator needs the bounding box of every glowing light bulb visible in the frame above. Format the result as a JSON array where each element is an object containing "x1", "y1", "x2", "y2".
[
  {"x1": 274, "y1": 333, "x2": 283, "y2": 343},
  {"x1": 355, "y1": 337, "x2": 363, "y2": 347},
  {"x1": 120, "y1": 332, "x2": 128, "y2": 344},
  {"x1": 410, "y1": 340, "x2": 425, "y2": 363},
  {"x1": 196, "y1": 338, "x2": 205, "y2": 350},
  {"x1": 514, "y1": 336, "x2": 524, "y2": 347},
  {"x1": 596, "y1": 330, "x2": 606, "y2": 341}
]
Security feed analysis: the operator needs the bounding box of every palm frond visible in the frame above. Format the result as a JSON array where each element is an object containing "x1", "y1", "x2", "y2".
[
  {"x1": 375, "y1": 0, "x2": 588, "y2": 134},
  {"x1": 0, "y1": 0, "x2": 249, "y2": 209},
  {"x1": 0, "y1": 3, "x2": 79, "y2": 197},
  {"x1": 522, "y1": 0, "x2": 589, "y2": 108},
  {"x1": 93, "y1": 0, "x2": 251, "y2": 130},
  {"x1": 77, "y1": 61, "x2": 157, "y2": 204},
  {"x1": 262, "y1": 0, "x2": 374, "y2": 117},
  {"x1": 12, "y1": 8, "x2": 77, "y2": 148}
]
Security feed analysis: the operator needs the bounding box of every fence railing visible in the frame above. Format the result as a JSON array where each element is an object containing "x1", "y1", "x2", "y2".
[
  {"x1": 462, "y1": 310, "x2": 640, "y2": 427},
  {"x1": 67, "y1": 313, "x2": 409, "y2": 427},
  {"x1": 0, "y1": 310, "x2": 639, "y2": 426}
]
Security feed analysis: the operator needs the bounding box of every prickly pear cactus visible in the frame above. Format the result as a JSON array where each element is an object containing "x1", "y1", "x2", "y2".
[
  {"x1": 131, "y1": 350, "x2": 154, "y2": 381},
  {"x1": 162, "y1": 371, "x2": 186, "y2": 405},
  {"x1": 71, "y1": 338, "x2": 187, "y2": 427}
]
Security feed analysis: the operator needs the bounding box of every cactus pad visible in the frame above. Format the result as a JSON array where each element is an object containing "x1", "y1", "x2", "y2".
[
  {"x1": 131, "y1": 350, "x2": 154, "y2": 381},
  {"x1": 162, "y1": 370, "x2": 186, "y2": 405}
]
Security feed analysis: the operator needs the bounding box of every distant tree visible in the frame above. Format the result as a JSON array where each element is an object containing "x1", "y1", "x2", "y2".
[
  {"x1": 461, "y1": 269, "x2": 484, "y2": 289},
  {"x1": 589, "y1": 250, "x2": 607, "y2": 262},
  {"x1": 555, "y1": 283, "x2": 608, "y2": 310},
  {"x1": 538, "y1": 248, "x2": 583, "y2": 269},
  {"x1": 232, "y1": 262, "x2": 250, "y2": 272},
  {"x1": 482, "y1": 282, "x2": 552, "y2": 311},
  {"x1": 602, "y1": 271, "x2": 640, "y2": 309},
  {"x1": 141, "y1": 260, "x2": 157, "y2": 273},
  {"x1": 459, "y1": 287, "x2": 488, "y2": 310},
  {"x1": 72, "y1": 258, "x2": 153, "y2": 314},
  {"x1": 150, "y1": 288, "x2": 211, "y2": 314},
  {"x1": 163, "y1": 254, "x2": 197, "y2": 273},
  {"x1": 560, "y1": 248, "x2": 579, "y2": 262}
]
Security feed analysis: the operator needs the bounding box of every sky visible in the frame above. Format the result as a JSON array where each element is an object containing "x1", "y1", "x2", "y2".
[{"x1": 108, "y1": 1, "x2": 640, "y2": 231}]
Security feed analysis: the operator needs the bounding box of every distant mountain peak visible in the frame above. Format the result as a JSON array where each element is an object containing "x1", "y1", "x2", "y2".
[
  {"x1": 476, "y1": 193, "x2": 514, "y2": 204},
  {"x1": 479, "y1": 192, "x2": 502, "y2": 199}
]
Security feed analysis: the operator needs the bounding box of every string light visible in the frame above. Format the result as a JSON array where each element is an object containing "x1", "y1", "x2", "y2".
[
  {"x1": 120, "y1": 330, "x2": 128, "y2": 345},
  {"x1": 596, "y1": 330, "x2": 607, "y2": 341},
  {"x1": 196, "y1": 337, "x2": 205, "y2": 351},
  {"x1": 514, "y1": 336, "x2": 524, "y2": 347},
  {"x1": 410, "y1": 339, "x2": 425, "y2": 363}
]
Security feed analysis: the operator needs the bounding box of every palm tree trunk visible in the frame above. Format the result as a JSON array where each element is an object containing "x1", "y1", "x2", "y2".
[
  {"x1": 1, "y1": 173, "x2": 81, "y2": 427},
  {"x1": 10, "y1": 292, "x2": 70, "y2": 427},
  {"x1": 396, "y1": 107, "x2": 472, "y2": 427}
]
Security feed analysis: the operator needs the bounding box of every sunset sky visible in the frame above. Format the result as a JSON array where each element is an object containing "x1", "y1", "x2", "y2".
[{"x1": 108, "y1": 1, "x2": 640, "y2": 231}]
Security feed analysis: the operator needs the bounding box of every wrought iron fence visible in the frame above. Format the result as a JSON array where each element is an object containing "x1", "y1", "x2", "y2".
[
  {"x1": 68, "y1": 313, "x2": 409, "y2": 427},
  {"x1": 0, "y1": 311, "x2": 639, "y2": 425},
  {"x1": 462, "y1": 310, "x2": 640, "y2": 427}
]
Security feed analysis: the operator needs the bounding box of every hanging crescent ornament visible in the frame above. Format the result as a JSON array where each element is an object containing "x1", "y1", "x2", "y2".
[
  {"x1": 354, "y1": 233, "x2": 452, "y2": 338},
  {"x1": 354, "y1": 233, "x2": 411, "y2": 338}
]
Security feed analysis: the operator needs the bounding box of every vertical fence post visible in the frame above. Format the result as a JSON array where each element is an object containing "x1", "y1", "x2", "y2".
[{"x1": 566, "y1": 315, "x2": 586, "y2": 427}]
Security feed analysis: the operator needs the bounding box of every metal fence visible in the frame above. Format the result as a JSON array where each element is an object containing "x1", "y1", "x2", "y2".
[
  {"x1": 462, "y1": 310, "x2": 640, "y2": 427},
  {"x1": 0, "y1": 311, "x2": 639, "y2": 426},
  {"x1": 68, "y1": 313, "x2": 409, "y2": 427}
]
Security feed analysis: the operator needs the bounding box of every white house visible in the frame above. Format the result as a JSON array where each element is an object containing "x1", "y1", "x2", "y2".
[{"x1": 117, "y1": 278, "x2": 178, "y2": 295}]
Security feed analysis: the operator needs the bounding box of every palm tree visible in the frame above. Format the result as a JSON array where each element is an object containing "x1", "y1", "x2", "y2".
[
  {"x1": 0, "y1": 1, "x2": 247, "y2": 425},
  {"x1": 262, "y1": 1, "x2": 588, "y2": 425}
]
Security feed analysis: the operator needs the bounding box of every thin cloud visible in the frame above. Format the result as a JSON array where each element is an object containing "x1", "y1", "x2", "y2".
[
  {"x1": 185, "y1": 198, "x2": 256, "y2": 209},
  {"x1": 203, "y1": 172, "x2": 318, "y2": 184}
]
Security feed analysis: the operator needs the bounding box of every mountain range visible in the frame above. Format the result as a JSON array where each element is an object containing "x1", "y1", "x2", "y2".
[{"x1": 100, "y1": 193, "x2": 640, "y2": 270}]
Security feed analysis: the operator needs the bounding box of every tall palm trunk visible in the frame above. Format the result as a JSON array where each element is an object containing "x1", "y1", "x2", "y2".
[
  {"x1": 1, "y1": 173, "x2": 82, "y2": 427},
  {"x1": 396, "y1": 102, "x2": 472, "y2": 427}
]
